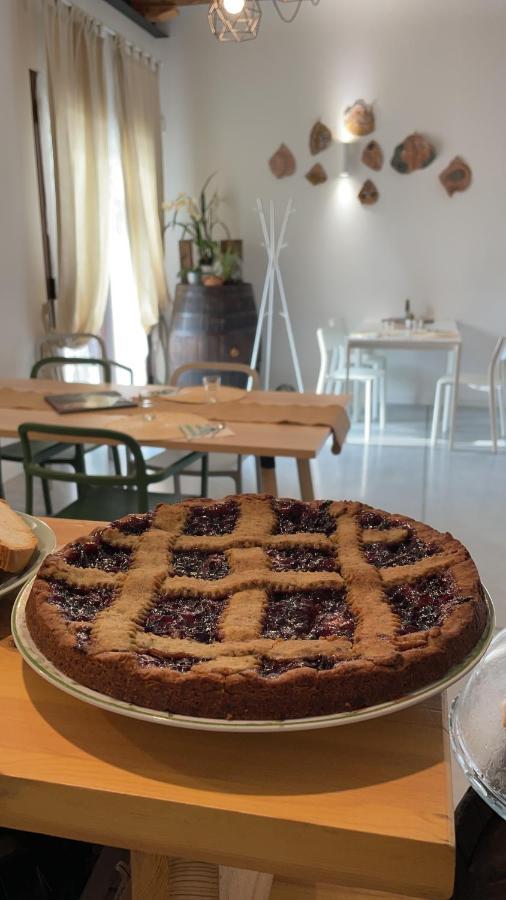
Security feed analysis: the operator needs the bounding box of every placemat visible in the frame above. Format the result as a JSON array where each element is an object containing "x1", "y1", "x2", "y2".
[{"x1": 160, "y1": 390, "x2": 350, "y2": 454}]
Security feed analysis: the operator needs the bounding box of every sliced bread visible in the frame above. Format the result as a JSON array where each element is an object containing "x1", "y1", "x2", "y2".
[{"x1": 0, "y1": 500, "x2": 38, "y2": 573}]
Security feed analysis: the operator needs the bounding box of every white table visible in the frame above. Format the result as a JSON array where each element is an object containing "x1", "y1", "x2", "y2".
[{"x1": 345, "y1": 321, "x2": 462, "y2": 447}]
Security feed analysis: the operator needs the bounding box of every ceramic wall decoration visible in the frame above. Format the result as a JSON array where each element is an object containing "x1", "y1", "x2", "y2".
[
  {"x1": 310, "y1": 120, "x2": 332, "y2": 155},
  {"x1": 358, "y1": 179, "x2": 379, "y2": 205},
  {"x1": 305, "y1": 163, "x2": 328, "y2": 185},
  {"x1": 439, "y1": 156, "x2": 472, "y2": 196},
  {"x1": 269, "y1": 143, "x2": 296, "y2": 178},
  {"x1": 344, "y1": 100, "x2": 375, "y2": 137},
  {"x1": 362, "y1": 140, "x2": 383, "y2": 171},
  {"x1": 391, "y1": 132, "x2": 436, "y2": 173}
]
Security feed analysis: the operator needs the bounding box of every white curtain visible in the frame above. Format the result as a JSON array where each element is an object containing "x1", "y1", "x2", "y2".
[
  {"x1": 44, "y1": 0, "x2": 110, "y2": 334},
  {"x1": 113, "y1": 39, "x2": 169, "y2": 333}
]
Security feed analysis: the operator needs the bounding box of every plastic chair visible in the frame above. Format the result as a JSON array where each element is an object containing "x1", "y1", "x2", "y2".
[
  {"x1": 431, "y1": 337, "x2": 506, "y2": 452},
  {"x1": 18, "y1": 423, "x2": 208, "y2": 518},
  {"x1": 316, "y1": 325, "x2": 386, "y2": 443}
]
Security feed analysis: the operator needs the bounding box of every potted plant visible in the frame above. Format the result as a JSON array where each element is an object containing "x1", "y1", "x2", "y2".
[
  {"x1": 163, "y1": 173, "x2": 230, "y2": 274},
  {"x1": 163, "y1": 175, "x2": 257, "y2": 385}
]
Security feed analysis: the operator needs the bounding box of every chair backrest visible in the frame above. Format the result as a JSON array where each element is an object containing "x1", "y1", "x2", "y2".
[
  {"x1": 169, "y1": 361, "x2": 260, "y2": 391},
  {"x1": 31, "y1": 356, "x2": 134, "y2": 385},
  {"x1": 315, "y1": 325, "x2": 347, "y2": 393},
  {"x1": 488, "y1": 337, "x2": 506, "y2": 383},
  {"x1": 40, "y1": 332, "x2": 107, "y2": 360},
  {"x1": 18, "y1": 423, "x2": 151, "y2": 512}
]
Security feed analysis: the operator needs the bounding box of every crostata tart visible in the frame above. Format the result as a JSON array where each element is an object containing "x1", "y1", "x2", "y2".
[{"x1": 26, "y1": 495, "x2": 488, "y2": 720}]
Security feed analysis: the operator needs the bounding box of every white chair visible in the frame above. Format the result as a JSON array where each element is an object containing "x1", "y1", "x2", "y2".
[
  {"x1": 316, "y1": 325, "x2": 386, "y2": 443},
  {"x1": 431, "y1": 337, "x2": 506, "y2": 452}
]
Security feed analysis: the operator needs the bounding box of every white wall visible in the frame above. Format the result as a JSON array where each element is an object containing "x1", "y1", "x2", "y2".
[{"x1": 161, "y1": 0, "x2": 506, "y2": 401}]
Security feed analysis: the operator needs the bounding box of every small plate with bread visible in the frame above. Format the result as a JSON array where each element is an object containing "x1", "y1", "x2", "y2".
[{"x1": 0, "y1": 501, "x2": 56, "y2": 597}]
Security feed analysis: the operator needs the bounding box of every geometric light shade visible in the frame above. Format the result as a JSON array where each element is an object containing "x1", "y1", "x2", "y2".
[{"x1": 208, "y1": 0, "x2": 262, "y2": 42}]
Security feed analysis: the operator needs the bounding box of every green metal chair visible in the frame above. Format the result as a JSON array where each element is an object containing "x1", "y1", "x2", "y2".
[
  {"x1": 30, "y1": 356, "x2": 134, "y2": 383},
  {"x1": 0, "y1": 358, "x2": 134, "y2": 512},
  {"x1": 18, "y1": 423, "x2": 208, "y2": 518}
]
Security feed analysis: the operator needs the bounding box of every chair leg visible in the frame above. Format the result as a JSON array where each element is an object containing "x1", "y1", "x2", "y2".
[
  {"x1": 431, "y1": 380, "x2": 443, "y2": 446},
  {"x1": 236, "y1": 455, "x2": 243, "y2": 494},
  {"x1": 255, "y1": 457, "x2": 262, "y2": 493},
  {"x1": 442, "y1": 384, "x2": 452, "y2": 435},
  {"x1": 41, "y1": 470, "x2": 53, "y2": 516},
  {"x1": 24, "y1": 473, "x2": 34, "y2": 515},
  {"x1": 364, "y1": 380, "x2": 372, "y2": 444},
  {"x1": 200, "y1": 455, "x2": 209, "y2": 498},
  {"x1": 0, "y1": 456, "x2": 5, "y2": 500},
  {"x1": 489, "y1": 388, "x2": 498, "y2": 453},
  {"x1": 497, "y1": 385, "x2": 505, "y2": 438},
  {"x1": 352, "y1": 381, "x2": 360, "y2": 423},
  {"x1": 378, "y1": 375, "x2": 386, "y2": 430}
]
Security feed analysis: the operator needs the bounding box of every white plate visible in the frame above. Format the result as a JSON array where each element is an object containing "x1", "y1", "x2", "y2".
[
  {"x1": 0, "y1": 514, "x2": 56, "y2": 598},
  {"x1": 12, "y1": 583, "x2": 495, "y2": 733},
  {"x1": 162, "y1": 386, "x2": 246, "y2": 404}
]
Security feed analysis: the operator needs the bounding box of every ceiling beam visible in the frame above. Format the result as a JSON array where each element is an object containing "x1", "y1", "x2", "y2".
[{"x1": 102, "y1": 0, "x2": 169, "y2": 36}]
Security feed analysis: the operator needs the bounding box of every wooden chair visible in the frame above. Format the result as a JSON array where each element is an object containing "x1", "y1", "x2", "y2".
[
  {"x1": 147, "y1": 362, "x2": 261, "y2": 493},
  {"x1": 18, "y1": 423, "x2": 208, "y2": 518},
  {"x1": 431, "y1": 336, "x2": 506, "y2": 451},
  {"x1": 316, "y1": 325, "x2": 386, "y2": 443}
]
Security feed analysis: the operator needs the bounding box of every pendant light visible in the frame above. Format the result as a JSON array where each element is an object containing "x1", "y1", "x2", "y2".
[{"x1": 208, "y1": 0, "x2": 262, "y2": 42}]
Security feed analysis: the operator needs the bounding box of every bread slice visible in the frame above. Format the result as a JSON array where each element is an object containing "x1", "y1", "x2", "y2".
[{"x1": 0, "y1": 500, "x2": 38, "y2": 573}]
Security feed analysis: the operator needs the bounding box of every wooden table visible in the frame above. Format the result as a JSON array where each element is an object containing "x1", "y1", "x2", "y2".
[
  {"x1": 0, "y1": 379, "x2": 347, "y2": 501},
  {"x1": 346, "y1": 321, "x2": 462, "y2": 448},
  {"x1": 0, "y1": 519, "x2": 455, "y2": 900}
]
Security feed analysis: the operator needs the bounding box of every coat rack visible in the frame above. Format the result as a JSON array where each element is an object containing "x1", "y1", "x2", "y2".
[{"x1": 250, "y1": 198, "x2": 304, "y2": 391}]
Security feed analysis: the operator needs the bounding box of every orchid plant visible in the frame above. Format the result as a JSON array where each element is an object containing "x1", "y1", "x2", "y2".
[{"x1": 163, "y1": 173, "x2": 230, "y2": 268}]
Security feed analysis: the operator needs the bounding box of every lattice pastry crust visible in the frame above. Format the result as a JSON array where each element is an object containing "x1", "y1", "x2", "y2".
[{"x1": 26, "y1": 495, "x2": 488, "y2": 720}]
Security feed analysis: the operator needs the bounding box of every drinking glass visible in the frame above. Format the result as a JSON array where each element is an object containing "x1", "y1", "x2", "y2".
[{"x1": 203, "y1": 375, "x2": 221, "y2": 403}]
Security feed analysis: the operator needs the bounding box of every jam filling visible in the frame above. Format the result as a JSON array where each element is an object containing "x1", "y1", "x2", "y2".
[
  {"x1": 143, "y1": 593, "x2": 228, "y2": 642},
  {"x1": 136, "y1": 653, "x2": 200, "y2": 672},
  {"x1": 172, "y1": 550, "x2": 229, "y2": 580},
  {"x1": 47, "y1": 579, "x2": 115, "y2": 622},
  {"x1": 387, "y1": 574, "x2": 466, "y2": 635},
  {"x1": 364, "y1": 535, "x2": 440, "y2": 569},
  {"x1": 262, "y1": 588, "x2": 355, "y2": 640},
  {"x1": 113, "y1": 512, "x2": 153, "y2": 535},
  {"x1": 259, "y1": 655, "x2": 340, "y2": 677},
  {"x1": 63, "y1": 537, "x2": 132, "y2": 573},
  {"x1": 184, "y1": 500, "x2": 239, "y2": 536},
  {"x1": 274, "y1": 499, "x2": 336, "y2": 536},
  {"x1": 360, "y1": 511, "x2": 403, "y2": 531},
  {"x1": 267, "y1": 546, "x2": 337, "y2": 573}
]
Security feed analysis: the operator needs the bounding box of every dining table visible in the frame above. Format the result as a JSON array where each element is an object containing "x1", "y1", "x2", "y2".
[
  {"x1": 0, "y1": 516, "x2": 456, "y2": 900},
  {"x1": 0, "y1": 378, "x2": 350, "y2": 502},
  {"x1": 346, "y1": 320, "x2": 462, "y2": 447}
]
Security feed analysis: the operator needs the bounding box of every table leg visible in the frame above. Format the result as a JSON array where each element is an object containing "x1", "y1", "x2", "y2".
[
  {"x1": 260, "y1": 456, "x2": 278, "y2": 496},
  {"x1": 131, "y1": 853, "x2": 220, "y2": 899},
  {"x1": 220, "y1": 867, "x2": 274, "y2": 900},
  {"x1": 297, "y1": 459, "x2": 315, "y2": 501},
  {"x1": 130, "y1": 851, "x2": 171, "y2": 900},
  {"x1": 449, "y1": 343, "x2": 461, "y2": 449}
]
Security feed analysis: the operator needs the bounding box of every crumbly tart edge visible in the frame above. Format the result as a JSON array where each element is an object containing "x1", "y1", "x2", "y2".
[{"x1": 25, "y1": 495, "x2": 488, "y2": 720}]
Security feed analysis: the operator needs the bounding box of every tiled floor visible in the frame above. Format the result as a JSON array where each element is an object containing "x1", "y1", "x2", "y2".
[{"x1": 3, "y1": 403, "x2": 503, "y2": 804}]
